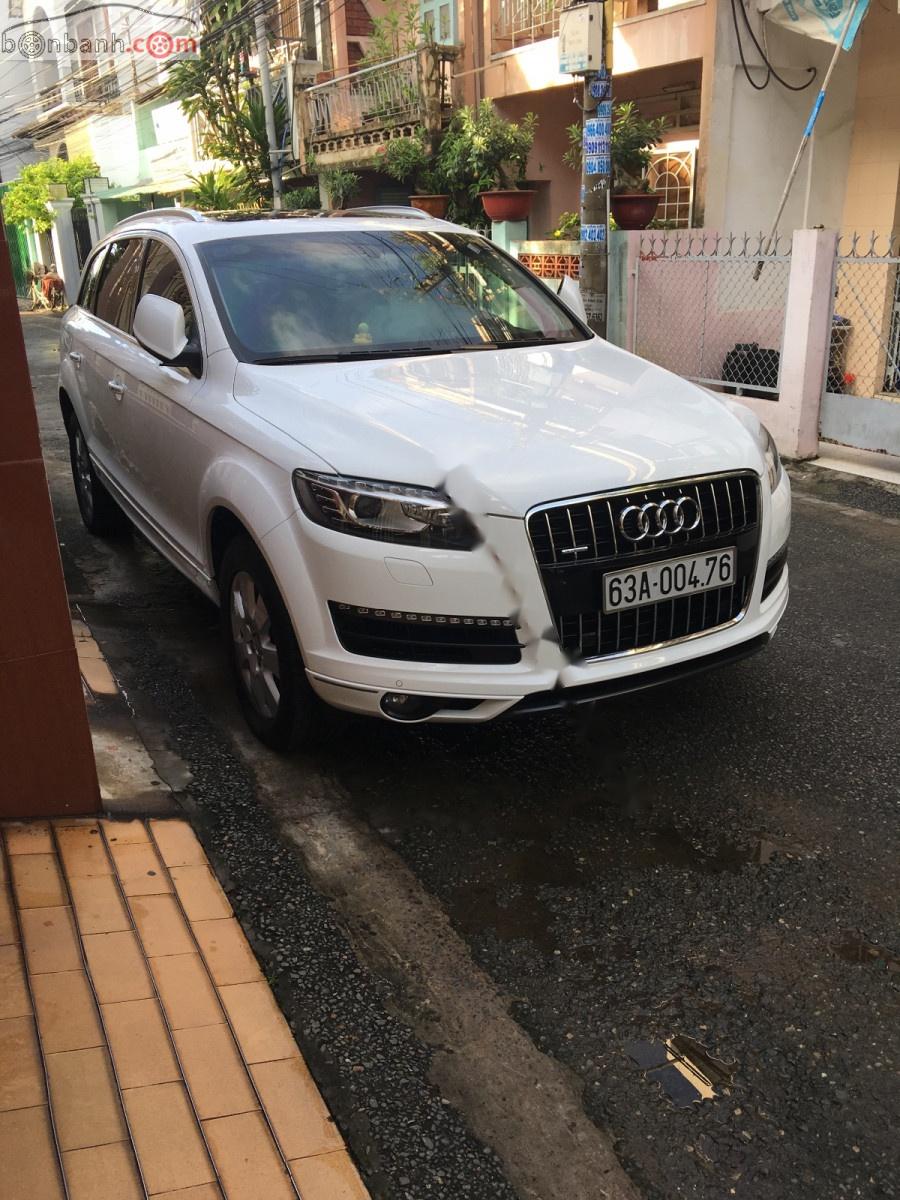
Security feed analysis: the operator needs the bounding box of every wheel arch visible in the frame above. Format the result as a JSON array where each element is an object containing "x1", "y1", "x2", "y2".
[
  {"x1": 208, "y1": 506, "x2": 254, "y2": 583},
  {"x1": 59, "y1": 387, "x2": 75, "y2": 434}
]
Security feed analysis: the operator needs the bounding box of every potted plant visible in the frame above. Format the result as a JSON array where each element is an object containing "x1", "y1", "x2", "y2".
[
  {"x1": 437, "y1": 100, "x2": 538, "y2": 223},
  {"x1": 563, "y1": 104, "x2": 666, "y2": 230},
  {"x1": 379, "y1": 130, "x2": 450, "y2": 218},
  {"x1": 609, "y1": 102, "x2": 666, "y2": 230}
]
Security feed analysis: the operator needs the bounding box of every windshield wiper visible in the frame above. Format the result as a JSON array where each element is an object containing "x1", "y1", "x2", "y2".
[
  {"x1": 252, "y1": 344, "x2": 500, "y2": 365},
  {"x1": 253, "y1": 348, "x2": 426, "y2": 364},
  {"x1": 250, "y1": 336, "x2": 583, "y2": 366}
]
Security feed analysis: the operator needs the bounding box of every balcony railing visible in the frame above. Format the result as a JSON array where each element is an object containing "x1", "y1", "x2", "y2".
[
  {"x1": 305, "y1": 53, "x2": 421, "y2": 143},
  {"x1": 301, "y1": 47, "x2": 455, "y2": 161},
  {"x1": 494, "y1": 0, "x2": 561, "y2": 47},
  {"x1": 493, "y1": 0, "x2": 660, "y2": 49}
]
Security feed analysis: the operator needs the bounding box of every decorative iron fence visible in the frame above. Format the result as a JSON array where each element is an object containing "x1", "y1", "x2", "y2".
[
  {"x1": 634, "y1": 233, "x2": 792, "y2": 397},
  {"x1": 827, "y1": 234, "x2": 900, "y2": 399},
  {"x1": 494, "y1": 0, "x2": 658, "y2": 48},
  {"x1": 305, "y1": 53, "x2": 420, "y2": 142},
  {"x1": 494, "y1": 0, "x2": 561, "y2": 46}
]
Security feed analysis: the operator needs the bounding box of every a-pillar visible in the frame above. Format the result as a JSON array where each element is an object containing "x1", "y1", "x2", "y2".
[{"x1": 45, "y1": 197, "x2": 81, "y2": 303}]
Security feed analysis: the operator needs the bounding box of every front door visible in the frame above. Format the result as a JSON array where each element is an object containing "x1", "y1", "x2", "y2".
[
  {"x1": 116, "y1": 237, "x2": 207, "y2": 573},
  {"x1": 81, "y1": 236, "x2": 145, "y2": 491}
]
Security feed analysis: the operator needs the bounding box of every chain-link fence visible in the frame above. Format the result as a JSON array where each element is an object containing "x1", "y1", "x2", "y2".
[
  {"x1": 828, "y1": 234, "x2": 900, "y2": 399},
  {"x1": 634, "y1": 233, "x2": 792, "y2": 397}
]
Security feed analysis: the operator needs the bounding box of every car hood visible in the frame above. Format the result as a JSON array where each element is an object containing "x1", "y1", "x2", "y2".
[{"x1": 233, "y1": 338, "x2": 763, "y2": 518}]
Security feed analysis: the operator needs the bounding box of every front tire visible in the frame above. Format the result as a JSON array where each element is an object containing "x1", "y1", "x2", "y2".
[
  {"x1": 218, "y1": 534, "x2": 323, "y2": 751},
  {"x1": 68, "y1": 416, "x2": 130, "y2": 537}
]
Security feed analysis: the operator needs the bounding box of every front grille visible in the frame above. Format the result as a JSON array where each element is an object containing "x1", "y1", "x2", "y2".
[
  {"x1": 526, "y1": 472, "x2": 761, "y2": 660},
  {"x1": 329, "y1": 602, "x2": 522, "y2": 664}
]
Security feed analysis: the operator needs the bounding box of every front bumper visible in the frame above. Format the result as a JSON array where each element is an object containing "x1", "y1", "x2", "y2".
[{"x1": 262, "y1": 469, "x2": 791, "y2": 723}]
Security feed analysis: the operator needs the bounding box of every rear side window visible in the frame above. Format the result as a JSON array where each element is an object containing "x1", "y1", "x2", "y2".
[
  {"x1": 139, "y1": 240, "x2": 197, "y2": 342},
  {"x1": 78, "y1": 248, "x2": 107, "y2": 311},
  {"x1": 94, "y1": 239, "x2": 145, "y2": 332}
]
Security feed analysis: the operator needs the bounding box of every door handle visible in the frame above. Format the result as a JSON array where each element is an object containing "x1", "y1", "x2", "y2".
[
  {"x1": 68, "y1": 351, "x2": 83, "y2": 365},
  {"x1": 107, "y1": 379, "x2": 125, "y2": 398}
]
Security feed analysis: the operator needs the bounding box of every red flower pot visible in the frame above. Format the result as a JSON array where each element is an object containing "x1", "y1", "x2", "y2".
[
  {"x1": 610, "y1": 193, "x2": 660, "y2": 231},
  {"x1": 479, "y1": 190, "x2": 535, "y2": 223},
  {"x1": 410, "y1": 194, "x2": 449, "y2": 218}
]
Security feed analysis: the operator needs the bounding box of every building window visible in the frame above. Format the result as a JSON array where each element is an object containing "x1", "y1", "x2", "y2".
[
  {"x1": 647, "y1": 147, "x2": 696, "y2": 228},
  {"x1": 421, "y1": 0, "x2": 457, "y2": 45}
]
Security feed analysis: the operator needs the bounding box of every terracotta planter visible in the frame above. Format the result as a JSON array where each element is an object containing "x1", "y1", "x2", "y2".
[
  {"x1": 410, "y1": 194, "x2": 449, "y2": 218},
  {"x1": 479, "y1": 190, "x2": 535, "y2": 223},
  {"x1": 610, "y1": 192, "x2": 660, "y2": 231}
]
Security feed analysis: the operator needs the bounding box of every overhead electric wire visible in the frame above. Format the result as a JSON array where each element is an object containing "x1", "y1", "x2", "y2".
[{"x1": 730, "y1": 0, "x2": 817, "y2": 92}]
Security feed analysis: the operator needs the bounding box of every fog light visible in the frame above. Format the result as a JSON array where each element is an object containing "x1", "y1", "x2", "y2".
[{"x1": 380, "y1": 692, "x2": 438, "y2": 721}]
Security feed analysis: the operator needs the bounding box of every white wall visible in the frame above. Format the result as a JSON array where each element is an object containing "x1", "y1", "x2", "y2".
[{"x1": 701, "y1": 0, "x2": 860, "y2": 235}]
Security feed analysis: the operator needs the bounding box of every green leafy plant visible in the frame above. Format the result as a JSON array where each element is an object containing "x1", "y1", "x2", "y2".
[
  {"x1": 166, "y1": 1, "x2": 288, "y2": 202},
  {"x1": 1, "y1": 156, "x2": 99, "y2": 232},
  {"x1": 563, "y1": 123, "x2": 582, "y2": 173},
  {"x1": 549, "y1": 210, "x2": 580, "y2": 240},
  {"x1": 379, "y1": 130, "x2": 446, "y2": 194},
  {"x1": 320, "y1": 167, "x2": 361, "y2": 209},
  {"x1": 187, "y1": 167, "x2": 254, "y2": 211},
  {"x1": 563, "y1": 103, "x2": 666, "y2": 193},
  {"x1": 282, "y1": 185, "x2": 321, "y2": 210},
  {"x1": 362, "y1": 0, "x2": 423, "y2": 65},
  {"x1": 436, "y1": 100, "x2": 537, "y2": 198}
]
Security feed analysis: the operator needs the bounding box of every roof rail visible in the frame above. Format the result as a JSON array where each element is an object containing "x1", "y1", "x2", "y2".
[
  {"x1": 337, "y1": 205, "x2": 441, "y2": 221},
  {"x1": 112, "y1": 207, "x2": 208, "y2": 231}
]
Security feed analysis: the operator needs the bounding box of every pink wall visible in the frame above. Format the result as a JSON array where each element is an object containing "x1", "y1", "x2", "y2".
[{"x1": 495, "y1": 89, "x2": 581, "y2": 239}]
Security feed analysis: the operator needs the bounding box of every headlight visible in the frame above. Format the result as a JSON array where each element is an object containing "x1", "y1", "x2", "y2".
[
  {"x1": 292, "y1": 470, "x2": 480, "y2": 550},
  {"x1": 758, "y1": 424, "x2": 783, "y2": 492}
]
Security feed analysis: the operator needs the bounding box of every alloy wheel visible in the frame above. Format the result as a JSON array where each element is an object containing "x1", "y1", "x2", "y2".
[{"x1": 230, "y1": 570, "x2": 281, "y2": 720}]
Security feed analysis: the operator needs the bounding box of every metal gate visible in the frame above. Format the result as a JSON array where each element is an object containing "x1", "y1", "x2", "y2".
[
  {"x1": 3, "y1": 221, "x2": 31, "y2": 297},
  {"x1": 821, "y1": 233, "x2": 900, "y2": 456},
  {"x1": 72, "y1": 204, "x2": 92, "y2": 268}
]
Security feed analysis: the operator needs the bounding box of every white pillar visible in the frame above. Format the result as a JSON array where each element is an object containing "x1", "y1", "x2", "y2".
[
  {"x1": 83, "y1": 196, "x2": 111, "y2": 244},
  {"x1": 732, "y1": 229, "x2": 838, "y2": 460},
  {"x1": 45, "y1": 198, "x2": 82, "y2": 304},
  {"x1": 490, "y1": 220, "x2": 528, "y2": 252}
]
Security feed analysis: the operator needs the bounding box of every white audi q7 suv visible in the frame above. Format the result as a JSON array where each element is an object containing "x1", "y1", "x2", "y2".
[{"x1": 59, "y1": 208, "x2": 790, "y2": 748}]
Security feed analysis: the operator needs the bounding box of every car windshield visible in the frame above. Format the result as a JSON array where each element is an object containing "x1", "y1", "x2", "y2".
[{"x1": 196, "y1": 229, "x2": 588, "y2": 364}]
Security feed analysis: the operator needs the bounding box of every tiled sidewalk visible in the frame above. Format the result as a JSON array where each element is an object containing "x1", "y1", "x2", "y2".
[{"x1": 0, "y1": 818, "x2": 369, "y2": 1200}]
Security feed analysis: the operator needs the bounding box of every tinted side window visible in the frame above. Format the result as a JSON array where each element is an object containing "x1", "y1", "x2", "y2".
[
  {"x1": 78, "y1": 248, "x2": 107, "y2": 311},
  {"x1": 94, "y1": 239, "x2": 145, "y2": 332},
  {"x1": 139, "y1": 241, "x2": 197, "y2": 342}
]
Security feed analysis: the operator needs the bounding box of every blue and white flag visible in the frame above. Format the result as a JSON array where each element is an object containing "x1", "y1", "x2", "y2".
[{"x1": 764, "y1": 0, "x2": 869, "y2": 50}]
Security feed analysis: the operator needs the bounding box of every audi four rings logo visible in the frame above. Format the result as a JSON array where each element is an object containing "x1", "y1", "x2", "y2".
[{"x1": 618, "y1": 496, "x2": 702, "y2": 542}]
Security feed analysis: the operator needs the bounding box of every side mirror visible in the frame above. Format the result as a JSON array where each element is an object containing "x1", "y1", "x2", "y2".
[
  {"x1": 134, "y1": 293, "x2": 188, "y2": 361},
  {"x1": 557, "y1": 275, "x2": 588, "y2": 324}
]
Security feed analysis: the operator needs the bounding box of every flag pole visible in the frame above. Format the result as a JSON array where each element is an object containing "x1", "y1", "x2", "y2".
[{"x1": 753, "y1": 0, "x2": 862, "y2": 280}]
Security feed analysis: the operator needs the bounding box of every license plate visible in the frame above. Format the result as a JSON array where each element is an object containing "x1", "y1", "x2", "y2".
[{"x1": 603, "y1": 548, "x2": 736, "y2": 614}]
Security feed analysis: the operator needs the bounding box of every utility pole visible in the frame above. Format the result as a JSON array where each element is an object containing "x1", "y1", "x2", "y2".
[
  {"x1": 254, "y1": 4, "x2": 284, "y2": 210},
  {"x1": 562, "y1": 1, "x2": 612, "y2": 336}
]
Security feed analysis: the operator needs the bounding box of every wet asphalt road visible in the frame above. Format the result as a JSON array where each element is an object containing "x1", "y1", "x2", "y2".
[{"x1": 25, "y1": 310, "x2": 900, "y2": 1199}]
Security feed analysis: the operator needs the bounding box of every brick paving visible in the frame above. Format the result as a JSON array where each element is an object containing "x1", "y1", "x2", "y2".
[{"x1": 0, "y1": 818, "x2": 369, "y2": 1200}]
